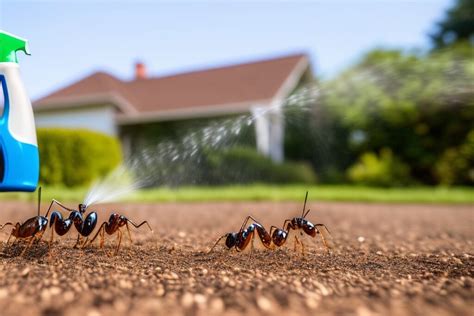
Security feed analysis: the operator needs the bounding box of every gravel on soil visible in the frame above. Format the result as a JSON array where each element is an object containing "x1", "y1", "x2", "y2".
[{"x1": 0, "y1": 200, "x2": 472, "y2": 316}]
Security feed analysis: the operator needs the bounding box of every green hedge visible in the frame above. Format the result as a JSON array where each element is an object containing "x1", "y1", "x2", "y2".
[
  {"x1": 206, "y1": 147, "x2": 316, "y2": 184},
  {"x1": 37, "y1": 128, "x2": 122, "y2": 187},
  {"x1": 435, "y1": 130, "x2": 474, "y2": 185},
  {"x1": 347, "y1": 148, "x2": 412, "y2": 187}
]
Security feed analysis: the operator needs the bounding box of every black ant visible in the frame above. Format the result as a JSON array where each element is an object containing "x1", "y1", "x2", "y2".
[
  {"x1": 0, "y1": 187, "x2": 48, "y2": 255},
  {"x1": 208, "y1": 215, "x2": 273, "y2": 253},
  {"x1": 46, "y1": 200, "x2": 97, "y2": 248},
  {"x1": 86, "y1": 213, "x2": 152, "y2": 255},
  {"x1": 270, "y1": 191, "x2": 332, "y2": 255}
]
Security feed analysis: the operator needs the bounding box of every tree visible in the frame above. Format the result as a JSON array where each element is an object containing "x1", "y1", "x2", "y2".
[
  {"x1": 320, "y1": 46, "x2": 474, "y2": 184},
  {"x1": 431, "y1": 0, "x2": 474, "y2": 49}
]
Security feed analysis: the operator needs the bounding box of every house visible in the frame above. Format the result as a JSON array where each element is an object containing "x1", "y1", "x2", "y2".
[{"x1": 34, "y1": 53, "x2": 313, "y2": 162}]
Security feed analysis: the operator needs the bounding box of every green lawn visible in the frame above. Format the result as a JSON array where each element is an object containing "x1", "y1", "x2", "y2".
[{"x1": 1, "y1": 185, "x2": 473, "y2": 204}]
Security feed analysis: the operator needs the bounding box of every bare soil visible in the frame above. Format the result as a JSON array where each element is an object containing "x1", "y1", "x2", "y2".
[{"x1": 0, "y1": 201, "x2": 472, "y2": 316}]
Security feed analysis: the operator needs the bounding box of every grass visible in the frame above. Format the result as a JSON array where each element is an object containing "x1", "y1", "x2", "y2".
[{"x1": 1, "y1": 184, "x2": 473, "y2": 204}]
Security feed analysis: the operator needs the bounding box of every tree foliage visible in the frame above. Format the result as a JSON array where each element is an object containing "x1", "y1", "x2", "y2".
[
  {"x1": 431, "y1": 0, "x2": 474, "y2": 49},
  {"x1": 285, "y1": 44, "x2": 474, "y2": 185}
]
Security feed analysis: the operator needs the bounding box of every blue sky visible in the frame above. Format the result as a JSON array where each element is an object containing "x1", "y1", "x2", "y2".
[{"x1": 0, "y1": 0, "x2": 453, "y2": 99}]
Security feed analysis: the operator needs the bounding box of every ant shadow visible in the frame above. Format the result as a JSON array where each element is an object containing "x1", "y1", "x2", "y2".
[{"x1": 0, "y1": 240, "x2": 49, "y2": 260}]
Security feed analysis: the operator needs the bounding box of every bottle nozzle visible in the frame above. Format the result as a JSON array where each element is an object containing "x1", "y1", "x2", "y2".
[{"x1": 0, "y1": 30, "x2": 30, "y2": 63}]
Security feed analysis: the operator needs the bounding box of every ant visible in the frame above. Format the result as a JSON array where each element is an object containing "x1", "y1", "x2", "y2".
[
  {"x1": 208, "y1": 215, "x2": 273, "y2": 253},
  {"x1": 0, "y1": 187, "x2": 48, "y2": 255},
  {"x1": 87, "y1": 213, "x2": 152, "y2": 255},
  {"x1": 270, "y1": 191, "x2": 332, "y2": 255},
  {"x1": 46, "y1": 200, "x2": 97, "y2": 248}
]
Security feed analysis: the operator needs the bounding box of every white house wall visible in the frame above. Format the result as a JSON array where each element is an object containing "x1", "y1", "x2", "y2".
[
  {"x1": 251, "y1": 103, "x2": 284, "y2": 163},
  {"x1": 34, "y1": 105, "x2": 117, "y2": 136}
]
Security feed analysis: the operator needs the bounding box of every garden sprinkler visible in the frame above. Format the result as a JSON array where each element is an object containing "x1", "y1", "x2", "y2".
[{"x1": 0, "y1": 31, "x2": 39, "y2": 191}]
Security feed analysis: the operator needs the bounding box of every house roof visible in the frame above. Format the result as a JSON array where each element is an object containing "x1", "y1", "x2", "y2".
[{"x1": 34, "y1": 53, "x2": 310, "y2": 124}]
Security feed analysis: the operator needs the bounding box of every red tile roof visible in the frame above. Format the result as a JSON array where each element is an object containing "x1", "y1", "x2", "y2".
[{"x1": 34, "y1": 53, "x2": 309, "y2": 119}]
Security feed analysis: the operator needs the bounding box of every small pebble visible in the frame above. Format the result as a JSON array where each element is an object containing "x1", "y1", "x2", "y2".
[
  {"x1": 209, "y1": 297, "x2": 224, "y2": 312},
  {"x1": 21, "y1": 267, "x2": 30, "y2": 277},
  {"x1": 156, "y1": 285, "x2": 165, "y2": 297},
  {"x1": 256, "y1": 296, "x2": 273, "y2": 312},
  {"x1": 87, "y1": 310, "x2": 102, "y2": 316},
  {"x1": 194, "y1": 294, "x2": 207, "y2": 306},
  {"x1": 181, "y1": 292, "x2": 194, "y2": 308},
  {"x1": 0, "y1": 288, "x2": 8, "y2": 299}
]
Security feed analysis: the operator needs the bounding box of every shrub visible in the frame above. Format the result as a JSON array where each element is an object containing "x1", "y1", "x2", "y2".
[
  {"x1": 347, "y1": 148, "x2": 411, "y2": 186},
  {"x1": 37, "y1": 128, "x2": 122, "y2": 187},
  {"x1": 435, "y1": 130, "x2": 474, "y2": 185},
  {"x1": 207, "y1": 146, "x2": 316, "y2": 184}
]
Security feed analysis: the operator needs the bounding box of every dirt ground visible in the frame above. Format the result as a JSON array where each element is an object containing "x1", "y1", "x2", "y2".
[{"x1": 0, "y1": 200, "x2": 472, "y2": 316}]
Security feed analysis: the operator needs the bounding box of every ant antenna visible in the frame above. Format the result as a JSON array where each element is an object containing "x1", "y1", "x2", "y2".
[
  {"x1": 301, "y1": 191, "x2": 308, "y2": 217},
  {"x1": 207, "y1": 234, "x2": 228, "y2": 254},
  {"x1": 37, "y1": 187, "x2": 42, "y2": 216},
  {"x1": 0, "y1": 222, "x2": 13, "y2": 230}
]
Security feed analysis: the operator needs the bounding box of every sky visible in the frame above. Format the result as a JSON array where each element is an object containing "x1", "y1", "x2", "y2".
[{"x1": 0, "y1": 0, "x2": 454, "y2": 100}]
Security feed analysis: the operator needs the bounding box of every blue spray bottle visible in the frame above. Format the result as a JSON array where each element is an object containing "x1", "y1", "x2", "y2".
[{"x1": 0, "y1": 31, "x2": 39, "y2": 191}]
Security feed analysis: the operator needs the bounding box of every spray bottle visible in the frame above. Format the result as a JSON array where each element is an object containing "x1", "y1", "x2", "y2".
[{"x1": 0, "y1": 31, "x2": 39, "y2": 191}]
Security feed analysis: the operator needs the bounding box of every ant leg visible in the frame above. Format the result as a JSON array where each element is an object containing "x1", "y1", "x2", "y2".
[
  {"x1": 124, "y1": 223, "x2": 133, "y2": 256},
  {"x1": 315, "y1": 224, "x2": 331, "y2": 253},
  {"x1": 251, "y1": 231, "x2": 255, "y2": 253},
  {"x1": 295, "y1": 236, "x2": 305, "y2": 256},
  {"x1": 1, "y1": 223, "x2": 14, "y2": 248},
  {"x1": 114, "y1": 230, "x2": 123, "y2": 255},
  {"x1": 248, "y1": 232, "x2": 255, "y2": 261},
  {"x1": 80, "y1": 237, "x2": 89, "y2": 249},
  {"x1": 45, "y1": 199, "x2": 74, "y2": 218},
  {"x1": 73, "y1": 234, "x2": 81, "y2": 249},
  {"x1": 21, "y1": 237, "x2": 35, "y2": 256},
  {"x1": 48, "y1": 227, "x2": 55, "y2": 247},
  {"x1": 125, "y1": 222, "x2": 133, "y2": 244},
  {"x1": 270, "y1": 225, "x2": 277, "y2": 235},
  {"x1": 297, "y1": 236, "x2": 306, "y2": 256},
  {"x1": 36, "y1": 227, "x2": 48, "y2": 244},
  {"x1": 126, "y1": 219, "x2": 152, "y2": 232},
  {"x1": 88, "y1": 223, "x2": 106, "y2": 248},
  {"x1": 283, "y1": 220, "x2": 297, "y2": 232},
  {"x1": 100, "y1": 228, "x2": 105, "y2": 248},
  {"x1": 315, "y1": 223, "x2": 331, "y2": 235},
  {"x1": 239, "y1": 215, "x2": 261, "y2": 233},
  {"x1": 207, "y1": 234, "x2": 229, "y2": 253},
  {"x1": 6, "y1": 231, "x2": 14, "y2": 246}
]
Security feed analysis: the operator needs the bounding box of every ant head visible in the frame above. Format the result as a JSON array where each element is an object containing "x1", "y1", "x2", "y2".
[
  {"x1": 78, "y1": 204, "x2": 87, "y2": 213},
  {"x1": 118, "y1": 215, "x2": 127, "y2": 227},
  {"x1": 12, "y1": 223, "x2": 20, "y2": 235},
  {"x1": 225, "y1": 233, "x2": 238, "y2": 248},
  {"x1": 271, "y1": 228, "x2": 287, "y2": 247},
  {"x1": 302, "y1": 221, "x2": 317, "y2": 237},
  {"x1": 109, "y1": 213, "x2": 120, "y2": 223}
]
